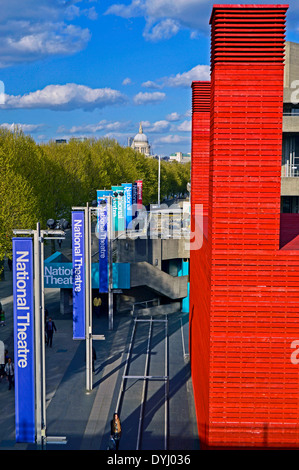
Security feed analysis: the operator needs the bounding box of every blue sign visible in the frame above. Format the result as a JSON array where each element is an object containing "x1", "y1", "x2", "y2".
[
  {"x1": 112, "y1": 185, "x2": 125, "y2": 232},
  {"x1": 122, "y1": 183, "x2": 132, "y2": 229},
  {"x1": 97, "y1": 190, "x2": 113, "y2": 233},
  {"x1": 72, "y1": 211, "x2": 85, "y2": 340},
  {"x1": 98, "y1": 199, "x2": 109, "y2": 293},
  {"x1": 13, "y1": 238, "x2": 35, "y2": 443},
  {"x1": 97, "y1": 189, "x2": 113, "y2": 200},
  {"x1": 132, "y1": 182, "x2": 138, "y2": 220},
  {"x1": 132, "y1": 182, "x2": 137, "y2": 205}
]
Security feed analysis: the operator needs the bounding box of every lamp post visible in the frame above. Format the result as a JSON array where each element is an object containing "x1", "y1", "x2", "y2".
[
  {"x1": 107, "y1": 196, "x2": 113, "y2": 331},
  {"x1": 72, "y1": 203, "x2": 106, "y2": 392},
  {"x1": 158, "y1": 155, "x2": 161, "y2": 207},
  {"x1": 95, "y1": 197, "x2": 114, "y2": 331}
]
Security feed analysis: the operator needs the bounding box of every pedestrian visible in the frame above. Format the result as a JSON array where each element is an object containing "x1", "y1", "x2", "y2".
[
  {"x1": 93, "y1": 296, "x2": 102, "y2": 317},
  {"x1": 46, "y1": 317, "x2": 57, "y2": 347},
  {"x1": 92, "y1": 346, "x2": 97, "y2": 372},
  {"x1": 4, "y1": 357, "x2": 14, "y2": 390},
  {"x1": 0, "y1": 342, "x2": 4, "y2": 380},
  {"x1": 110, "y1": 413, "x2": 122, "y2": 450},
  {"x1": 0, "y1": 302, "x2": 5, "y2": 326}
]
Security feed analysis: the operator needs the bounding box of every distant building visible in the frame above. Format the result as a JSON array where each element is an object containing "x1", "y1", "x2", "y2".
[
  {"x1": 127, "y1": 136, "x2": 133, "y2": 147},
  {"x1": 72, "y1": 137, "x2": 88, "y2": 142},
  {"x1": 131, "y1": 122, "x2": 151, "y2": 156},
  {"x1": 169, "y1": 152, "x2": 191, "y2": 163}
]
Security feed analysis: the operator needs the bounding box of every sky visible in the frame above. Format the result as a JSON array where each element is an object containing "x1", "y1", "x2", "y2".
[{"x1": 1, "y1": 0, "x2": 299, "y2": 157}]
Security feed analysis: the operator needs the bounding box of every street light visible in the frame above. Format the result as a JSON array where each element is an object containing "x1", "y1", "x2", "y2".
[
  {"x1": 72, "y1": 203, "x2": 107, "y2": 392},
  {"x1": 47, "y1": 218, "x2": 69, "y2": 230},
  {"x1": 158, "y1": 155, "x2": 161, "y2": 207}
]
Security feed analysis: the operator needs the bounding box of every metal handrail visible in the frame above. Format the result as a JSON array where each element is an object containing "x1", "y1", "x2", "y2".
[{"x1": 131, "y1": 298, "x2": 159, "y2": 315}]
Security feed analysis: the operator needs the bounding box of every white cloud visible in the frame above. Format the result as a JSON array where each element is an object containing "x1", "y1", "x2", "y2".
[
  {"x1": 143, "y1": 18, "x2": 180, "y2": 41},
  {"x1": 122, "y1": 77, "x2": 132, "y2": 86},
  {"x1": 154, "y1": 134, "x2": 189, "y2": 144},
  {"x1": 133, "y1": 91, "x2": 165, "y2": 105},
  {"x1": 5, "y1": 24, "x2": 91, "y2": 58},
  {"x1": 59, "y1": 119, "x2": 131, "y2": 134},
  {"x1": 166, "y1": 112, "x2": 181, "y2": 121},
  {"x1": 105, "y1": 0, "x2": 145, "y2": 19},
  {"x1": 141, "y1": 64, "x2": 210, "y2": 90},
  {"x1": 106, "y1": 0, "x2": 299, "y2": 41},
  {"x1": 142, "y1": 80, "x2": 163, "y2": 90},
  {"x1": 0, "y1": 0, "x2": 95, "y2": 67},
  {"x1": 164, "y1": 65, "x2": 210, "y2": 87},
  {"x1": 175, "y1": 120, "x2": 191, "y2": 132},
  {"x1": 2, "y1": 83, "x2": 127, "y2": 111},
  {"x1": 0, "y1": 122, "x2": 44, "y2": 133},
  {"x1": 66, "y1": 5, "x2": 98, "y2": 21},
  {"x1": 141, "y1": 116, "x2": 191, "y2": 134},
  {"x1": 104, "y1": 132, "x2": 130, "y2": 141},
  {"x1": 143, "y1": 120, "x2": 170, "y2": 133},
  {"x1": 105, "y1": 0, "x2": 209, "y2": 39}
]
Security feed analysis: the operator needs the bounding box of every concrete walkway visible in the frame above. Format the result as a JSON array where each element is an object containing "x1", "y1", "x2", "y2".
[{"x1": 0, "y1": 261, "x2": 199, "y2": 451}]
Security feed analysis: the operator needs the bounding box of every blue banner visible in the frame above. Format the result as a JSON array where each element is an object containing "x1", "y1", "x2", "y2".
[
  {"x1": 97, "y1": 189, "x2": 113, "y2": 201},
  {"x1": 97, "y1": 190, "x2": 113, "y2": 234},
  {"x1": 98, "y1": 199, "x2": 109, "y2": 293},
  {"x1": 132, "y1": 182, "x2": 138, "y2": 219},
  {"x1": 72, "y1": 211, "x2": 85, "y2": 340},
  {"x1": 111, "y1": 186, "x2": 125, "y2": 232},
  {"x1": 122, "y1": 183, "x2": 132, "y2": 229},
  {"x1": 132, "y1": 182, "x2": 137, "y2": 205},
  {"x1": 13, "y1": 237, "x2": 35, "y2": 443}
]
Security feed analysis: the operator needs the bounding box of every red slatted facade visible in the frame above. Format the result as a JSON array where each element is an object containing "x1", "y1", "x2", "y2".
[
  {"x1": 189, "y1": 81, "x2": 211, "y2": 447},
  {"x1": 190, "y1": 4, "x2": 299, "y2": 449}
]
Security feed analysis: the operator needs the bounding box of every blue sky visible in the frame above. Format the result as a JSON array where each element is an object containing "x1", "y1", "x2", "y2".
[{"x1": 1, "y1": 0, "x2": 299, "y2": 156}]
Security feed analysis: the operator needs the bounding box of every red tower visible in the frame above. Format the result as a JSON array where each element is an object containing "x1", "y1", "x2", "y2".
[{"x1": 190, "y1": 4, "x2": 299, "y2": 448}]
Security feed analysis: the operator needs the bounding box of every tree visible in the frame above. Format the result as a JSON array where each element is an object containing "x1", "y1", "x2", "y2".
[
  {"x1": 0, "y1": 148, "x2": 39, "y2": 267},
  {"x1": 0, "y1": 131, "x2": 191, "y2": 269}
]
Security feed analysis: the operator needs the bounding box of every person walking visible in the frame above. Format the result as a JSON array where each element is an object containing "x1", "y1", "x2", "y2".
[
  {"x1": 0, "y1": 302, "x2": 5, "y2": 326},
  {"x1": 110, "y1": 413, "x2": 122, "y2": 450},
  {"x1": 46, "y1": 318, "x2": 57, "y2": 347},
  {"x1": 93, "y1": 296, "x2": 102, "y2": 317},
  {"x1": 92, "y1": 346, "x2": 97, "y2": 372},
  {"x1": 4, "y1": 357, "x2": 14, "y2": 390}
]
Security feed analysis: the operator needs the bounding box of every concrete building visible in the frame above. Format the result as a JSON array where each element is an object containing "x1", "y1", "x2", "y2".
[
  {"x1": 169, "y1": 152, "x2": 191, "y2": 163},
  {"x1": 282, "y1": 41, "x2": 299, "y2": 212}
]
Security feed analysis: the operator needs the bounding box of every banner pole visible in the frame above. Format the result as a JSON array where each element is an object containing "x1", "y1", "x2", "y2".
[
  {"x1": 85, "y1": 204, "x2": 92, "y2": 391},
  {"x1": 13, "y1": 227, "x2": 65, "y2": 447},
  {"x1": 108, "y1": 196, "x2": 113, "y2": 330},
  {"x1": 88, "y1": 204, "x2": 93, "y2": 391},
  {"x1": 40, "y1": 231, "x2": 47, "y2": 444},
  {"x1": 34, "y1": 222, "x2": 42, "y2": 447}
]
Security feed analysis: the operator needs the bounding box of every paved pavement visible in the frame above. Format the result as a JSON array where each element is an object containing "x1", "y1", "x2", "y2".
[{"x1": 0, "y1": 259, "x2": 199, "y2": 451}]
